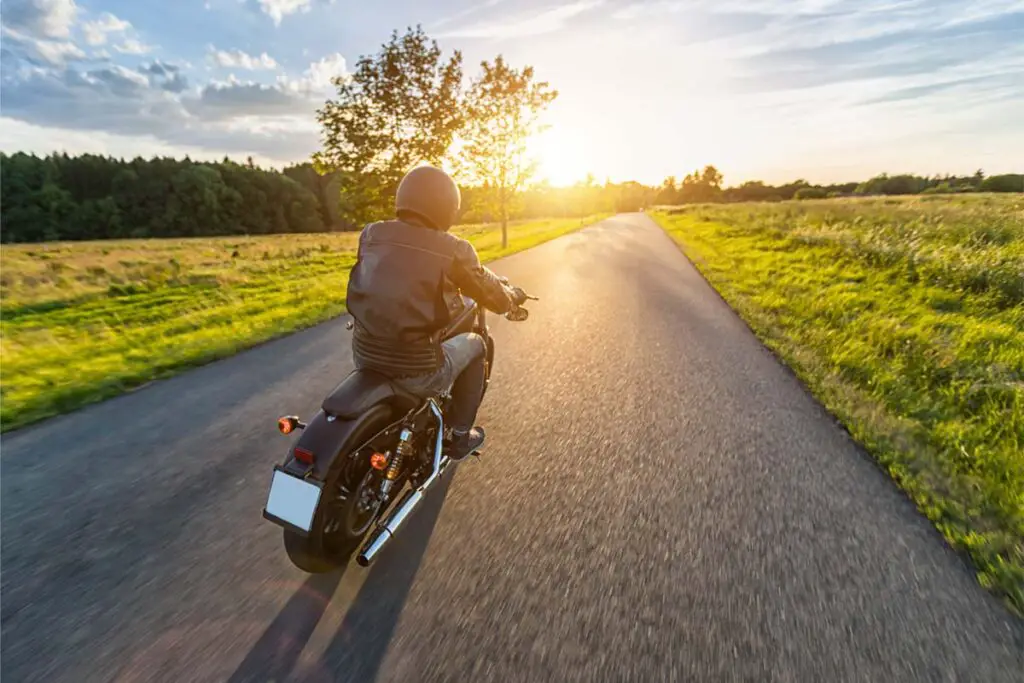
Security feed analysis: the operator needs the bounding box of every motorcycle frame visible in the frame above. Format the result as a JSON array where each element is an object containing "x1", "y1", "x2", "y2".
[
  {"x1": 266, "y1": 291, "x2": 525, "y2": 568},
  {"x1": 271, "y1": 294, "x2": 491, "y2": 513}
]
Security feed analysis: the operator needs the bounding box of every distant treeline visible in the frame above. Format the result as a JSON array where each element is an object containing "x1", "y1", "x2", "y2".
[
  {"x1": 1, "y1": 153, "x2": 326, "y2": 243},
  {"x1": 0, "y1": 152, "x2": 639, "y2": 242},
  {"x1": 653, "y1": 167, "x2": 1024, "y2": 205},
  {"x1": 1, "y1": 152, "x2": 1021, "y2": 243}
]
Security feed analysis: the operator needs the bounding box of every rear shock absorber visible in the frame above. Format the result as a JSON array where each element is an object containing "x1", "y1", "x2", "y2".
[{"x1": 387, "y1": 428, "x2": 414, "y2": 481}]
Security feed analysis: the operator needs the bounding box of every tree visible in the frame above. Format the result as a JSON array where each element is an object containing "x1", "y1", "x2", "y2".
[
  {"x1": 700, "y1": 165, "x2": 723, "y2": 190},
  {"x1": 657, "y1": 176, "x2": 678, "y2": 205},
  {"x1": 0, "y1": 152, "x2": 327, "y2": 242},
  {"x1": 678, "y1": 165, "x2": 724, "y2": 203},
  {"x1": 461, "y1": 55, "x2": 557, "y2": 248},
  {"x1": 314, "y1": 26, "x2": 463, "y2": 225},
  {"x1": 981, "y1": 174, "x2": 1024, "y2": 192},
  {"x1": 794, "y1": 187, "x2": 827, "y2": 200}
]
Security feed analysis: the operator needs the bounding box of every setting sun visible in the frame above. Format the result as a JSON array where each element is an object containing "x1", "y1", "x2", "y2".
[{"x1": 530, "y1": 126, "x2": 592, "y2": 187}]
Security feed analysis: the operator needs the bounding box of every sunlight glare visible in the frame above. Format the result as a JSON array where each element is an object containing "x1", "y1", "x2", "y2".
[{"x1": 530, "y1": 127, "x2": 592, "y2": 187}]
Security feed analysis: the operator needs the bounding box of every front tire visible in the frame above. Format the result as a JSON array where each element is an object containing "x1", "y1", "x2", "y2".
[{"x1": 283, "y1": 405, "x2": 395, "y2": 573}]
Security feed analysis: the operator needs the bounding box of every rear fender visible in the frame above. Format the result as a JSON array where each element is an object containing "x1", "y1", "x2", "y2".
[{"x1": 281, "y1": 404, "x2": 399, "y2": 482}]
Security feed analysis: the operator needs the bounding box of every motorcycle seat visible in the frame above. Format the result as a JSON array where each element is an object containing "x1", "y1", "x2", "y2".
[{"x1": 321, "y1": 369, "x2": 422, "y2": 420}]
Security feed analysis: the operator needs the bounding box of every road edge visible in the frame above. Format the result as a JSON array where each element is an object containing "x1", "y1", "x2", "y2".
[{"x1": 648, "y1": 210, "x2": 1024, "y2": 619}]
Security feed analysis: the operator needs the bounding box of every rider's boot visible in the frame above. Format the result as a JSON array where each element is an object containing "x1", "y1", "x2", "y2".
[{"x1": 447, "y1": 426, "x2": 485, "y2": 462}]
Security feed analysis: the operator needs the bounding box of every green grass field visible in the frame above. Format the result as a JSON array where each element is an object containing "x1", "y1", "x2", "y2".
[
  {"x1": 0, "y1": 215, "x2": 607, "y2": 432},
  {"x1": 653, "y1": 194, "x2": 1023, "y2": 613}
]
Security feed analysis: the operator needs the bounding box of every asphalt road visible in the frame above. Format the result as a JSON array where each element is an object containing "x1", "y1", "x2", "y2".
[{"x1": 2, "y1": 214, "x2": 1022, "y2": 683}]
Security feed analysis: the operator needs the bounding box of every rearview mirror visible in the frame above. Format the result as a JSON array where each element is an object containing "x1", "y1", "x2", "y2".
[{"x1": 506, "y1": 307, "x2": 529, "y2": 322}]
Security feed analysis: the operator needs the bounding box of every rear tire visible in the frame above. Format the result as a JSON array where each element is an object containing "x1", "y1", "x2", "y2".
[
  {"x1": 283, "y1": 528, "x2": 337, "y2": 573},
  {"x1": 282, "y1": 405, "x2": 395, "y2": 573}
]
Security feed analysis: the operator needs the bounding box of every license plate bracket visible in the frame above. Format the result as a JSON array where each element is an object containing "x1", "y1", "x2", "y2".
[{"x1": 262, "y1": 466, "x2": 323, "y2": 536}]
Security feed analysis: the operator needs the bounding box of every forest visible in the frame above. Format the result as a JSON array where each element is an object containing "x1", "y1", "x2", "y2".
[{"x1": 1, "y1": 151, "x2": 1021, "y2": 243}]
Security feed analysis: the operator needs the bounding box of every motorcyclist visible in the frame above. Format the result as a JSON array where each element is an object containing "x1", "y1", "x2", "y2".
[{"x1": 345, "y1": 165, "x2": 529, "y2": 461}]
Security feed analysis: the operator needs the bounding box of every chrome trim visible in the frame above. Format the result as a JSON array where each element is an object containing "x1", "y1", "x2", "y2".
[
  {"x1": 356, "y1": 490, "x2": 424, "y2": 566},
  {"x1": 425, "y1": 398, "x2": 450, "y2": 487}
]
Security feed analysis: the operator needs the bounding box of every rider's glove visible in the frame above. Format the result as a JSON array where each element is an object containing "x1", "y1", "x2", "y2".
[{"x1": 508, "y1": 286, "x2": 529, "y2": 307}]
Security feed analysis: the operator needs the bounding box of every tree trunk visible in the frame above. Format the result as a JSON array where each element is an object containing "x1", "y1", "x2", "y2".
[{"x1": 500, "y1": 187, "x2": 508, "y2": 249}]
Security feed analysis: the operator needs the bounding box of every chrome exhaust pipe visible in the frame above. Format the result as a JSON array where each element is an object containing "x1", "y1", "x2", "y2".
[
  {"x1": 356, "y1": 489, "x2": 423, "y2": 566},
  {"x1": 356, "y1": 399, "x2": 450, "y2": 567}
]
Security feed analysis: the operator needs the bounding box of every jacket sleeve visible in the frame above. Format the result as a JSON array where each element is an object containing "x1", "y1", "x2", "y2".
[{"x1": 450, "y1": 237, "x2": 513, "y2": 314}]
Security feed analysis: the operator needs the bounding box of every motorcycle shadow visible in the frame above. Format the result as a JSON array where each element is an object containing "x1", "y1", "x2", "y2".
[{"x1": 228, "y1": 472, "x2": 456, "y2": 683}]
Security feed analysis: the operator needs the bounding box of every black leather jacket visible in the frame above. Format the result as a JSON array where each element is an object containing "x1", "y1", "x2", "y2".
[{"x1": 346, "y1": 218, "x2": 513, "y2": 378}]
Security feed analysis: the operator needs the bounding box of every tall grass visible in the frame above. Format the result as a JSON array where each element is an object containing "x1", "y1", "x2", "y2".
[
  {"x1": 0, "y1": 216, "x2": 607, "y2": 432},
  {"x1": 653, "y1": 194, "x2": 1023, "y2": 614}
]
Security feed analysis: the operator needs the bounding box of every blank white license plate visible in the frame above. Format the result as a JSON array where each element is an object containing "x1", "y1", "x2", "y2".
[{"x1": 265, "y1": 470, "x2": 322, "y2": 533}]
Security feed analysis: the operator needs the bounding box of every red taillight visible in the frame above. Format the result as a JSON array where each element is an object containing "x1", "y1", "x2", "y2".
[{"x1": 294, "y1": 447, "x2": 314, "y2": 464}]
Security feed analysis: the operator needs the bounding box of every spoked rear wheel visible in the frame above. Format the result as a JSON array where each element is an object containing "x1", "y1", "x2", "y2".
[{"x1": 327, "y1": 467, "x2": 383, "y2": 547}]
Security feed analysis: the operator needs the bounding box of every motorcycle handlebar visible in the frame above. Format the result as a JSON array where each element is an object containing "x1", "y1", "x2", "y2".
[{"x1": 504, "y1": 286, "x2": 537, "y2": 323}]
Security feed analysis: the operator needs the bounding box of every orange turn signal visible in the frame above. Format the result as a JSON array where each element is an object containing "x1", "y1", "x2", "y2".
[
  {"x1": 370, "y1": 453, "x2": 388, "y2": 471},
  {"x1": 277, "y1": 416, "x2": 305, "y2": 434}
]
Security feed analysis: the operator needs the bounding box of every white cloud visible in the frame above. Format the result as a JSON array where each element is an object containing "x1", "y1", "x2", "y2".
[
  {"x1": 82, "y1": 12, "x2": 130, "y2": 46},
  {"x1": 114, "y1": 38, "x2": 153, "y2": 55},
  {"x1": 431, "y1": 0, "x2": 505, "y2": 28},
  {"x1": 0, "y1": 26, "x2": 85, "y2": 65},
  {"x1": 1, "y1": 0, "x2": 78, "y2": 39},
  {"x1": 304, "y1": 53, "x2": 346, "y2": 90},
  {"x1": 33, "y1": 38, "x2": 86, "y2": 63},
  {"x1": 279, "y1": 53, "x2": 347, "y2": 94},
  {"x1": 438, "y1": 0, "x2": 602, "y2": 39},
  {"x1": 138, "y1": 61, "x2": 190, "y2": 93},
  {"x1": 0, "y1": 117, "x2": 293, "y2": 168},
  {"x1": 187, "y1": 81, "x2": 309, "y2": 120},
  {"x1": 96, "y1": 64, "x2": 152, "y2": 89},
  {"x1": 209, "y1": 47, "x2": 278, "y2": 70},
  {"x1": 611, "y1": 1, "x2": 683, "y2": 21},
  {"x1": 1, "y1": 60, "x2": 320, "y2": 161},
  {"x1": 255, "y1": 0, "x2": 312, "y2": 25}
]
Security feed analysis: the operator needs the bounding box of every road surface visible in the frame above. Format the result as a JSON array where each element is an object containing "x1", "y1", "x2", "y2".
[{"x1": 2, "y1": 214, "x2": 1022, "y2": 682}]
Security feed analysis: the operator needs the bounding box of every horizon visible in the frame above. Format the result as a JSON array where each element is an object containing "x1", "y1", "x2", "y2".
[
  {"x1": 1, "y1": 0, "x2": 1022, "y2": 186},
  {"x1": 1, "y1": 147, "x2": 1011, "y2": 192}
]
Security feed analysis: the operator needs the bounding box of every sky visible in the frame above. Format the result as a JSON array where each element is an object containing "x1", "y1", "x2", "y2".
[{"x1": 1, "y1": 0, "x2": 1022, "y2": 186}]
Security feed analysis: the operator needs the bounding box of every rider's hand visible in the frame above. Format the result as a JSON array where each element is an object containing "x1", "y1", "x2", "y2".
[{"x1": 508, "y1": 286, "x2": 530, "y2": 307}]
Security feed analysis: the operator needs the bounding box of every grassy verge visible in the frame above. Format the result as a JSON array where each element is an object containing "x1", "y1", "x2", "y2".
[
  {"x1": 652, "y1": 195, "x2": 1023, "y2": 614},
  {"x1": 0, "y1": 215, "x2": 608, "y2": 432}
]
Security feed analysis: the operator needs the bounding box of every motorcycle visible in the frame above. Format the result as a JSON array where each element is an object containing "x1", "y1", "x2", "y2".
[{"x1": 261, "y1": 286, "x2": 536, "y2": 573}]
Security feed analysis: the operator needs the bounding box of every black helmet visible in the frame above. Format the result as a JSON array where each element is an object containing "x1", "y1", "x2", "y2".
[{"x1": 395, "y1": 165, "x2": 461, "y2": 231}]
